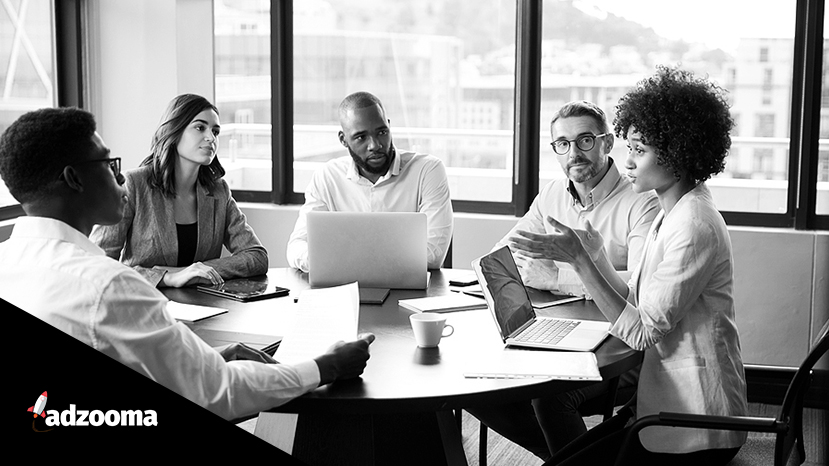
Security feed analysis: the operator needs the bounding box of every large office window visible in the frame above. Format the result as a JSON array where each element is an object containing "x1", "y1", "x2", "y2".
[
  {"x1": 538, "y1": 0, "x2": 797, "y2": 215},
  {"x1": 817, "y1": 11, "x2": 829, "y2": 216},
  {"x1": 292, "y1": 0, "x2": 517, "y2": 203},
  {"x1": 214, "y1": 0, "x2": 518, "y2": 203},
  {"x1": 214, "y1": 1, "x2": 272, "y2": 193},
  {"x1": 210, "y1": 0, "x2": 826, "y2": 228},
  {"x1": 0, "y1": 0, "x2": 56, "y2": 211}
]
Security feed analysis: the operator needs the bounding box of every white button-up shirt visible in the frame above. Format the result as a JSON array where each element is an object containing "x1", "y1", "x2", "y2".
[
  {"x1": 287, "y1": 150, "x2": 454, "y2": 272},
  {"x1": 0, "y1": 217, "x2": 320, "y2": 421}
]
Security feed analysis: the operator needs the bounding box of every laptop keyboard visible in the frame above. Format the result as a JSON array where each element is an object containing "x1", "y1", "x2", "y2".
[{"x1": 514, "y1": 318, "x2": 580, "y2": 345}]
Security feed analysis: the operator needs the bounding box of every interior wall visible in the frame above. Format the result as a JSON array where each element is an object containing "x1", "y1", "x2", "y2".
[
  {"x1": 814, "y1": 234, "x2": 829, "y2": 348},
  {"x1": 91, "y1": 0, "x2": 176, "y2": 171},
  {"x1": 729, "y1": 228, "x2": 826, "y2": 369},
  {"x1": 90, "y1": 0, "x2": 214, "y2": 172}
]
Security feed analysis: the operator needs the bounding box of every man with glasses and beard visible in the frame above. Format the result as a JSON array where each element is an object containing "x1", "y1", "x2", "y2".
[
  {"x1": 466, "y1": 100, "x2": 659, "y2": 462},
  {"x1": 287, "y1": 91, "x2": 453, "y2": 272}
]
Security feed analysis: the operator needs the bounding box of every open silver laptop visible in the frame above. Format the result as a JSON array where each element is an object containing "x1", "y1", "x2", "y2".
[
  {"x1": 472, "y1": 246, "x2": 610, "y2": 351},
  {"x1": 307, "y1": 211, "x2": 428, "y2": 289}
]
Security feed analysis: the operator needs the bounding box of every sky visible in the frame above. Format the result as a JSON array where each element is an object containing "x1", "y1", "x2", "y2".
[{"x1": 575, "y1": 0, "x2": 798, "y2": 52}]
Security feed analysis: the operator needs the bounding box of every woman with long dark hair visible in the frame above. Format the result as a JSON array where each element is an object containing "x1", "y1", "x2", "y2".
[{"x1": 91, "y1": 94, "x2": 267, "y2": 288}]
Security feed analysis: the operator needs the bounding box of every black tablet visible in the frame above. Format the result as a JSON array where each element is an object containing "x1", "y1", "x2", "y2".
[
  {"x1": 359, "y1": 287, "x2": 390, "y2": 304},
  {"x1": 196, "y1": 276, "x2": 290, "y2": 302}
]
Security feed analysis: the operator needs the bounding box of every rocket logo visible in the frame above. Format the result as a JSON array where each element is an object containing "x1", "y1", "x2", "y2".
[{"x1": 27, "y1": 391, "x2": 47, "y2": 418}]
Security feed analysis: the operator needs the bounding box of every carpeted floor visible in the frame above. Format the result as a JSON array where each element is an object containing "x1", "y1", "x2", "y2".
[{"x1": 237, "y1": 403, "x2": 827, "y2": 465}]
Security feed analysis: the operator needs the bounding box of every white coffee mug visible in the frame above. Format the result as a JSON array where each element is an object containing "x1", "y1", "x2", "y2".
[{"x1": 409, "y1": 313, "x2": 455, "y2": 348}]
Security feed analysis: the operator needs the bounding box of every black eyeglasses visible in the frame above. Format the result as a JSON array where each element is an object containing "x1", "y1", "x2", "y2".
[
  {"x1": 58, "y1": 157, "x2": 122, "y2": 180},
  {"x1": 550, "y1": 133, "x2": 609, "y2": 155}
]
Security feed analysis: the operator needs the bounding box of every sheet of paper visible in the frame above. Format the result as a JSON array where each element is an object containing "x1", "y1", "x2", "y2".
[
  {"x1": 274, "y1": 282, "x2": 360, "y2": 364},
  {"x1": 463, "y1": 350, "x2": 602, "y2": 381},
  {"x1": 166, "y1": 301, "x2": 227, "y2": 322}
]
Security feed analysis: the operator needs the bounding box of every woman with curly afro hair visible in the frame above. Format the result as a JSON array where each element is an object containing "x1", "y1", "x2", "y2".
[{"x1": 511, "y1": 66, "x2": 747, "y2": 465}]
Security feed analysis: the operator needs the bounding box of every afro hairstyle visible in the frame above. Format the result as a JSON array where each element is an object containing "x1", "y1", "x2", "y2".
[
  {"x1": 0, "y1": 107, "x2": 97, "y2": 204},
  {"x1": 613, "y1": 65, "x2": 734, "y2": 184}
]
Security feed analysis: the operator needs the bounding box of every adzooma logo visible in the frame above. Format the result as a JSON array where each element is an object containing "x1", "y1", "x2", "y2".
[
  {"x1": 28, "y1": 391, "x2": 158, "y2": 428},
  {"x1": 44, "y1": 405, "x2": 158, "y2": 427}
]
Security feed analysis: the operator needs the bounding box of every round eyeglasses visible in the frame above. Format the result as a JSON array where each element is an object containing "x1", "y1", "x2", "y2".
[{"x1": 550, "y1": 133, "x2": 609, "y2": 155}]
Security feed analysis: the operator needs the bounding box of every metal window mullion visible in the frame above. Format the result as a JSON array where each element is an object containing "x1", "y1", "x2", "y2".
[
  {"x1": 793, "y1": 0, "x2": 824, "y2": 229},
  {"x1": 271, "y1": 0, "x2": 293, "y2": 205},
  {"x1": 511, "y1": 0, "x2": 542, "y2": 217},
  {"x1": 54, "y1": 0, "x2": 83, "y2": 108}
]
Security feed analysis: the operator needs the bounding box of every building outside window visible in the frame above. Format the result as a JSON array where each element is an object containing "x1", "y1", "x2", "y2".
[
  {"x1": 753, "y1": 148, "x2": 774, "y2": 177},
  {"x1": 0, "y1": 0, "x2": 56, "y2": 209},
  {"x1": 756, "y1": 114, "x2": 776, "y2": 138},
  {"x1": 819, "y1": 22, "x2": 829, "y2": 215}
]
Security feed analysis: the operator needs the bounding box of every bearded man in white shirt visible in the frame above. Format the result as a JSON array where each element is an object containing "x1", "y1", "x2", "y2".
[
  {"x1": 286, "y1": 91, "x2": 453, "y2": 272},
  {"x1": 467, "y1": 100, "x2": 659, "y2": 462},
  {"x1": 0, "y1": 107, "x2": 375, "y2": 421}
]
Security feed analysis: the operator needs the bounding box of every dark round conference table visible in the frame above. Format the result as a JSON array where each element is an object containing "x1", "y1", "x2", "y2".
[{"x1": 163, "y1": 268, "x2": 642, "y2": 466}]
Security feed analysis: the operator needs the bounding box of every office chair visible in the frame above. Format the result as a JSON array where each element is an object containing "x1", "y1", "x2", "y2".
[{"x1": 612, "y1": 319, "x2": 829, "y2": 466}]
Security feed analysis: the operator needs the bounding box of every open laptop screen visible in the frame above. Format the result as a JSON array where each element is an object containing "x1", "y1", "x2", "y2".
[
  {"x1": 307, "y1": 211, "x2": 428, "y2": 289},
  {"x1": 476, "y1": 246, "x2": 536, "y2": 340}
]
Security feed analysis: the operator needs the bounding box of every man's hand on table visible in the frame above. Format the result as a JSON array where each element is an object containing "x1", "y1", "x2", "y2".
[
  {"x1": 218, "y1": 342, "x2": 277, "y2": 364},
  {"x1": 314, "y1": 333, "x2": 376, "y2": 386}
]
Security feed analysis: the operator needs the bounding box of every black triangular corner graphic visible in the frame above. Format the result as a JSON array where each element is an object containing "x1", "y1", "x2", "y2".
[{"x1": 7, "y1": 299, "x2": 304, "y2": 464}]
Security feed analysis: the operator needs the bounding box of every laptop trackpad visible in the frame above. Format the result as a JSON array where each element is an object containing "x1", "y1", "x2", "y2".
[{"x1": 559, "y1": 328, "x2": 608, "y2": 349}]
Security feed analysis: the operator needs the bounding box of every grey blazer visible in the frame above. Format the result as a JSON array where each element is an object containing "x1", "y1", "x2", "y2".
[{"x1": 90, "y1": 165, "x2": 268, "y2": 286}]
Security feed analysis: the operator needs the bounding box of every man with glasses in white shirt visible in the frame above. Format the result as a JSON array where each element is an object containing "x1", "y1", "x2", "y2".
[{"x1": 467, "y1": 100, "x2": 659, "y2": 461}]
